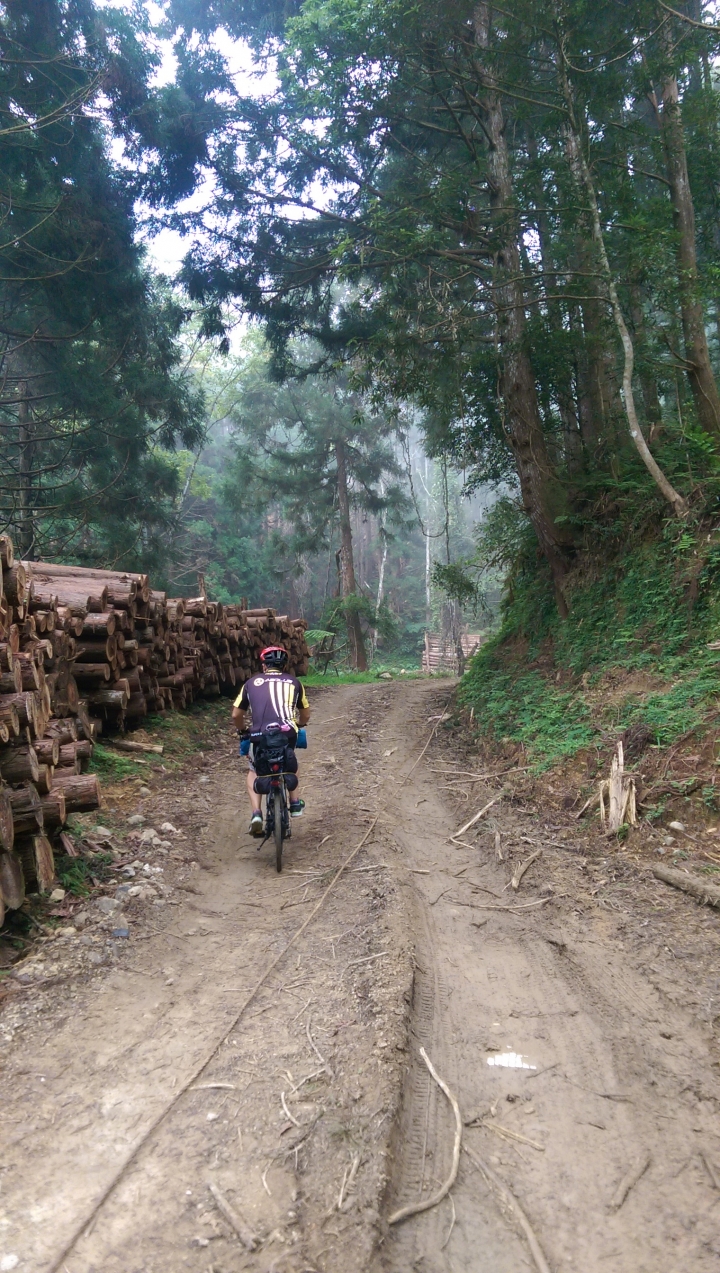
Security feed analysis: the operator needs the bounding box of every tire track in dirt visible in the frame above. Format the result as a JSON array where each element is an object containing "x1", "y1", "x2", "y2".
[
  {"x1": 0, "y1": 681, "x2": 444, "y2": 1273},
  {"x1": 377, "y1": 716, "x2": 720, "y2": 1273}
]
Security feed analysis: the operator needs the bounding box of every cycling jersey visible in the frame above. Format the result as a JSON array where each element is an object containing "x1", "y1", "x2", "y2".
[{"x1": 234, "y1": 671, "x2": 309, "y2": 735}]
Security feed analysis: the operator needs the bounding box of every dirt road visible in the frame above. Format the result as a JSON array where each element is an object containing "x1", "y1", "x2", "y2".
[{"x1": 1, "y1": 679, "x2": 719, "y2": 1273}]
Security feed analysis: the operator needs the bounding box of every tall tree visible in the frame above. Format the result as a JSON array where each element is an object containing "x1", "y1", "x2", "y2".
[{"x1": 0, "y1": 0, "x2": 219, "y2": 562}]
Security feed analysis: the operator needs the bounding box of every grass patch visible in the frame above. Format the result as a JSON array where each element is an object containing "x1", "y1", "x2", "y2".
[
  {"x1": 459, "y1": 526, "x2": 720, "y2": 768},
  {"x1": 88, "y1": 743, "x2": 147, "y2": 781},
  {"x1": 55, "y1": 851, "x2": 113, "y2": 897}
]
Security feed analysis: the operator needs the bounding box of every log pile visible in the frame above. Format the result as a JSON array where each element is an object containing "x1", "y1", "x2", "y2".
[{"x1": 0, "y1": 532, "x2": 309, "y2": 916}]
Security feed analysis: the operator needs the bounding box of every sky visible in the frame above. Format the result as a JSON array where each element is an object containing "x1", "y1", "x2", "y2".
[{"x1": 138, "y1": 4, "x2": 279, "y2": 274}]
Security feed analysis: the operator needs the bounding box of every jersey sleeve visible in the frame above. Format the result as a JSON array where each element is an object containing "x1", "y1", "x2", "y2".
[
  {"x1": 296, "y1": 680, "x2": 309, "y2": 710},
  {"x1": 234, "y1": 683, "x2": 250, "y2": 711}
]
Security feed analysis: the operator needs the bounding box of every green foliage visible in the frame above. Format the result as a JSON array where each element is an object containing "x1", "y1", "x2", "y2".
[
  {"x1": 55, "y1": 852, "x2": 113, "y2": 898},
  {"x1": 460, "y1": 522, "x2": 720, "y2": 767},
  {"x1": 0, "y1": 0, "x2": 209, "y2": 563},
  {"x1": 87, "y1": 745, "x2": 146, "y2": 782}
]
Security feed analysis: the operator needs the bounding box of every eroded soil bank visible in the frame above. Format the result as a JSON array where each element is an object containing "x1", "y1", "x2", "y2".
[{"x1": 1, "y1": 679, "x2": 719, "y2": 1273}]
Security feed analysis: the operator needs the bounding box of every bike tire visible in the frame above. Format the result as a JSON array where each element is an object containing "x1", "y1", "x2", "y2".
[{"x1": 273, "y1": 787, "x2": 284, "y2": 872}]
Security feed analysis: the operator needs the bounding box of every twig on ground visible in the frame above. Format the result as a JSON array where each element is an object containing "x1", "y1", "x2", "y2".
[
  {"x1": 495, "y1": 830, "x2": 504, "y2": 862},
  {"x1": 281, "y1": 1091, "x2": 300, "y2": 1127},
  {"x1": 288, "y1": 1067, "x2": 326, "y2": 1095},
  {"x1": 652, "y1": 864, "x2": 720, "y2": 909},
  {"x1": 261, "y1": 1162, "x2": 273, "y2": 1197},
  {"x1": 388, "y1": 1048, "x2": 462, "y2": 1225},
  {"x1": 440, "y1": 1193, "x2": 456, "y2": 1250},
  {"x1": 207, "y1": 1182, "x2": 257, "y2": 1251},
  {"x1": 609, "y1": 1153, "x2": 651, "y2": 1210},
  {"x1": 512, "y1": 849, "x2": 542, "y2": 892},
  {"x1": 573, "y1": 791, "x2": 600, "y2": 820},
  {"x1": 478, "y1": 1119, "x2": 545, "y2": 1152},
  {"x1": 452, "y1": 796, "x2": 502, "y2": 842},
  {"x1": 700, "y1": 1152, "x2": 720, "y2": 1190},
  {"x1": 430, "y1": 888, "x2": 452, "y2": 906},
  {"x1": 306, "y1": 1017, "x2": 333, "y2": 1077},
  {"x1": 342, "y1": 951, "x2": 388, "y2": 974},
  {"x1": 338, "y1": 1153, "x2": 360, "y2": 1210},
  {"x1": 190, "y1": 1083, "x2": 236, "y2": 1091},
  {"x1": 525, "y1": 1062, "x2": 559, "y2": 1081},
  {"x1": 472, "y1": 899, "x2": 550, "y2": 913},
  {"x1": 464, "y1": 1145, "x2": 552, "y2": 1273},
  {"x1": 291, "y1": 996, "x2": 313, "y2": 1023}
]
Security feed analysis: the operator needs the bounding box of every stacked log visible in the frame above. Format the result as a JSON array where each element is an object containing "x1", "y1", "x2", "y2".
[{"x1": 0, "y1": 531, "x2": 309, "y2": 910}]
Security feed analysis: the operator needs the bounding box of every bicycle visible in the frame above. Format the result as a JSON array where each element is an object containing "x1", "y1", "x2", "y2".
[
  {"x1": 264, "y1": 768, "x2": 291, "y2": 872},
  {"x1": 250, "y1": 730, "x2": 294, "y2": 872}
]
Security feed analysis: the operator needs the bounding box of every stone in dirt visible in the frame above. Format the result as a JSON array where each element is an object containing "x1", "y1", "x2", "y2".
[
  {"x1": 127, "y1": 814, "x2": 145, "y2": 827},
  {"x1": 49, "y1": 888, "x2": 66, "y2": 902},
  {"x1": 91, "y1": 826, "x2": 113, "y2": 840},
  {"x1": 95, "y1": 897, "x2": 120, "y2": 915}
]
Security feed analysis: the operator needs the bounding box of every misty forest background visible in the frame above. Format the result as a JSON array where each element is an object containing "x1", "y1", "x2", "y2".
[{"x1": 7, "y1": 0, "x2": 720, "y2": 719}]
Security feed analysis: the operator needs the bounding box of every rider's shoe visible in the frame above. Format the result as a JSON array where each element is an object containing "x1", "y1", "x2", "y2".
[
  {"x1": 250, "y1": 811, "x2": 264, "y2": 836},
  {"x1": 290, "y1": 799, "x2": 305, "y2": 817}
]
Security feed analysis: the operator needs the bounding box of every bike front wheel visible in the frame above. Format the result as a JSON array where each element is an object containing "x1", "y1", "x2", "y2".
[{"x1": 273, "y1": 787, "x2": 284, "y2": 872}]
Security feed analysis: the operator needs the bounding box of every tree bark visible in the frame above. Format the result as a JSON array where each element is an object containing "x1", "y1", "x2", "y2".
[
  {"x1": 558, "y1": 58, "x2": 687, "y2": 517},
  {"x1": 659, "y1": 44, "x2": 720, "y2": 437},
  {"x1": 334, "y1": 438, "x2": 368, "y2": 670},
  {"x1": 17, "y1": 380, "x2": 35, "y2": 559},
  {"x1": 629, "y1": 281, "x2": 663, "y2": 439},
  {"x1": 474, "y1": 4, "x2": 573, "y2": 615}
]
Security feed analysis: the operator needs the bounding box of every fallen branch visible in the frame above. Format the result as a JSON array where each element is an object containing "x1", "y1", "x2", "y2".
[
  {"x1": 478, "y1": 1120, "x2": 545, "y2": 1152},
  {"x1": 472, "y1": 899, "x2": 549, "y2": 913},
  {"x1": 511, "y1": 849, "x2": 542, "y2": 892},
  {"x1": 609, "y1": 1152, "x2": 651, "y2": 1210},
  {"x1": 452, "y1": 795, "x2": 502, "y2": 842},
  {"x1": 306, "y1": 1016, "x2": 333, "y2": 1077},
  {"x1": 573, "y1": 791, "x2": 600, "y2": 820},
  {"x1": 463, "y1": 1144, "x2": 552, "y2": 1273},
  {"x1": 652, "y1": 864, "x2": 720, "y2": 910},
  {"x1": 106, "y1": 737, "x2": 164, "y2": 756},
  {"x1": 208, "y1": 1182, "x2": 257, "y2": 1250},
  {"x1": 281, "y1": 1091, "x2": 300, "y2": 1127},
  {"x1": 388, "y1": 1047, "x2": 462, "y2": 1225}
]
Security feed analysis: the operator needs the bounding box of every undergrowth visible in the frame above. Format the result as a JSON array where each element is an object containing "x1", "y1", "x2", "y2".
[{"x1": 459, "y1": 520, "x2": 720, "y2": 769}]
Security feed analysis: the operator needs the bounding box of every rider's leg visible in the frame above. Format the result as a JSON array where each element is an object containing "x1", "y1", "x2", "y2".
[
  {"x1": 289, "y1": 766, "x2": 304, "y2": 814},
  {"x1": 246, "y1": 768, "x2": 261, "y2": 813}
]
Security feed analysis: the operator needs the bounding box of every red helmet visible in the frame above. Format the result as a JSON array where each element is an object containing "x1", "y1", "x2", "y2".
[{"x1": 260, "y1": 645, "x2": 288, "y2": 670}]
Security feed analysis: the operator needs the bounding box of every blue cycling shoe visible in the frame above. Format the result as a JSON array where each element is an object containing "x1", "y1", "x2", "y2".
[{"x1": 290, "y1": 799, "x2": 305, "y2": 817}]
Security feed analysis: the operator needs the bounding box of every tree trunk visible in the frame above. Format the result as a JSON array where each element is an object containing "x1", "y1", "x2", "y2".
[
  {"x1": 558, "y1": 62, "x2": 687, "y2": 517},
  {"x1": 17, "y1": 381, "x2": 35, "y2": 559},
  {"x1": 474, "y1": 4, "x2": 573, "y2": 616},
  {"x1": 334, "y1": 439, "x2": 368, "y2": 670},
  {"x1": 629, "y1": 282, "x2": 663, "y2": 439},
  {"x1": 659, "y1": 48, "x2": 720, "y2": 437},
  {"x1": 526, "y1": 128, "x2": 583, "y2": 470}
]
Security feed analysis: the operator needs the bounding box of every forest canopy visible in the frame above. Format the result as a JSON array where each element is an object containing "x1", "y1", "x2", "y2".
[{"x1": 5, "y1": 0, "x2": 720, "y2": 663}]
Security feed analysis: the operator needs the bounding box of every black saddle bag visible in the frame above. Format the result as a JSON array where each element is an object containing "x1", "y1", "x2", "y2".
[{"x1": 251, "y1": 729, "x2": 299, "y2": 794}]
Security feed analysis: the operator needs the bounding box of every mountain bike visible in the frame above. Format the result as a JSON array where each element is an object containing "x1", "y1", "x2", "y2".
[
  {"x1": 251, "y1": 729, "x2": 294, "y2": 873},
  {"x1": 265, "y1": 770, "x2": 291, "y2": 872}
]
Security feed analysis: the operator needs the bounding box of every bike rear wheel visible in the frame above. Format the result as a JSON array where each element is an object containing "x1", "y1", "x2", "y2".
[{"x1": 273, "y1": 787, "x2": 284, "y2": 872}]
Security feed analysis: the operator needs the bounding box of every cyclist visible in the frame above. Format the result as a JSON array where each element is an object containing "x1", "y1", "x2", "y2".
[{"x1": 231, "y1": 645, "x2": 311, "y2": 837}]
